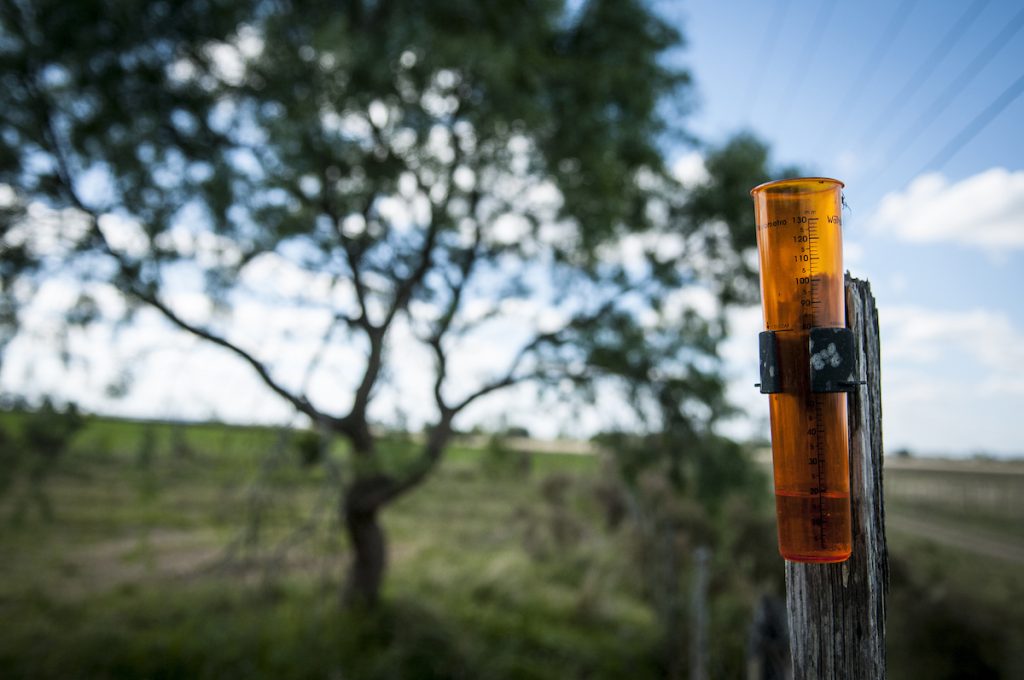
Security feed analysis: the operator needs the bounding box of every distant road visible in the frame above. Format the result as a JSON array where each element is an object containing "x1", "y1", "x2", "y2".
[{"x1": 886, "y1": 512, "x2": 1024, "y2": 565}]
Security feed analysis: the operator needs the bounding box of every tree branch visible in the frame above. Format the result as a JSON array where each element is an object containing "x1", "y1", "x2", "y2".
[
  {"x1": 382, "y1": 212, "x2": 442, "y2": 329},
  {"x1": 380, "y1": 121, "x2": 464, "y2": 329},
  {"x1": 449, "y1": 330, "x2": 553, "y2": 414},
  {"x1": 358, "y1": 330, "x2": 548, "y2": 512},
  {"x1": 362, "y1": 307, "x2": 596, "y2": 513},
  {"x1": 426, "y1": 195, "x2": 483, "y2": 415},
  {"x1": 62, "y1": 173, "x2": 345, "y2": 433},
  {"x1": 428, "y1": 335, "x2": 451, "y2": 416},
  {"x1": 309, "y1": 155, "x2": 382, "y2": 445},
  {"x1": 345, "y1": 411, "x2": 454, "y2": 512},
  {"x1": 134, "y1": 286, "x2": 335, "y2": 427},
  {"x1": 21, "y1": 57, "x2": 338, "y2": 429},
  {"x1": 322, "y1": 178, "x2": 374, "y2": 331},
  {"x1": 343, "y1": 121, "x2": 466, "y2": 434}
]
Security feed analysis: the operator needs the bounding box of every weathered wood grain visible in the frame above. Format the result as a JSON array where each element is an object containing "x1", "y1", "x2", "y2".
[{"x1": 784, "y1": 274, "x2": 888, "y2": 680}]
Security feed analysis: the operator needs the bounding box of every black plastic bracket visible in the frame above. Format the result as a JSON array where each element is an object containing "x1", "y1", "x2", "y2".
[
  {"x1": 756, "y1": 327, "x2": 865, "y2": 394},
  {"x1": 809, "y1": 327, "x2": 860, "y2": 393},
  {"x1": 757, "y1": 331, "x2": 782, "y2": 394}
]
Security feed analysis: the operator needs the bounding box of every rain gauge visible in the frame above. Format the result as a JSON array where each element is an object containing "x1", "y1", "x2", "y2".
[{"x1": 750, "y1": 177, "x2": 858, "y2": 563}]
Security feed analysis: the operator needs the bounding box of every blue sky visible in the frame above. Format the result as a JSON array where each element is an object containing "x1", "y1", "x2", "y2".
[
  {"x1": 3, "y1": 0, "x2": 1022, "y2": 457},
  {"x1": 676, "y1": 0, "x2": 1024, "y2": 456}
]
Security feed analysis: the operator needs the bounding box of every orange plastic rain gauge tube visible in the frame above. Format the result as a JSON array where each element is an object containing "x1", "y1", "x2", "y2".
[{"x1": 750, "y1": 178, "x2": 852, "y2": 563}]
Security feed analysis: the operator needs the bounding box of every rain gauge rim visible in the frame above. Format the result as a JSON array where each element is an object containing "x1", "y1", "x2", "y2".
[{"x1": 750, "y1": 176, "x2": 844, "y2": 197}]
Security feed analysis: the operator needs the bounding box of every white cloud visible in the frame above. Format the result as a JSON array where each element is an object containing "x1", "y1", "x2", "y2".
[
  {"x1": 205, "y1": 26, "x2": 263, "y2": 87},
  {"x1": 596, "y1": 232, "x2": 687, "y2": 275},
  {"x1": 235, "y1": 25, "x2": 264, "y2": 60},
  {"x1": 844, "y1": 240, "x2": 864, "y2": 265},
  {"x1": 716, "y1": 301, "x2": 1024, "y2": 455},
  {"x1": 491, "y1": 213, "x2": 531, "y2": 245},
  {"x1": 98, "y1": 213, "x2": 149, "y2": 258},
  {"x1": 1, "y1": 277, "x2": 364, "y2": 424},
  {"x1": 206, "y1": 43, "x2": 246, "y2": 86},
  {"x1": 238, "y1": 251, "x2": 336, "y2": 303},
  {"x1": 665, "y1": 286, "x2": 720, "y2": 321},
  {"x1": 0, "y1": 183, "x2": 16, "y2": 207},
  {"x1": 877, "y1": 305, "x2": 1024, "y2": 455},
  {"x1": 5, "y1": 202, "x2": 91, "y2": 257},
  {"x1": 717, "y1": 304, "x2": 769, "y2": 442},
  {"x1": 881, "y1": 305, "x2": 1024, "y2": 375},
  {"x1": 871, "y1": 168, "x2": 1024, "y2": 250},
  {"x1": 9, "y1": 276, "x2": 1024, "y2": 455},
  {"x1": 671, "y1": 151, "x2": 709, "y2": 187}
]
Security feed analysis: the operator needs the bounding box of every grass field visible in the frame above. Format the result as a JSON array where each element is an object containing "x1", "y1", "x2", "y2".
[
  {"x1": 885, "y1": 458, "x2": 1024, "y2": 545},
  {"x1": 0, "y1": 414, "x2": 1021, "y2": 678},
  {"x1": 883, "y1": 458, "x2": 1024, "y2": 678},
  {"x1": 0, "y1": 416, "x2": 669, "y2": 679}
]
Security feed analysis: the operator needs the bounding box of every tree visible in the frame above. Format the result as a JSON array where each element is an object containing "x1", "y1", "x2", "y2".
[{"x1": 0, "y1": 0, "x2": 774, "y2": 605}]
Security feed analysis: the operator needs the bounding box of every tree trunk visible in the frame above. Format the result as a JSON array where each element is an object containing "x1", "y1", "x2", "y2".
[
  {"x1": 338, "y1": 418, "x2": 453, "y2": 607},
  {"x1": 342, "y1": 491, "x2": 387, "y2": 607}
]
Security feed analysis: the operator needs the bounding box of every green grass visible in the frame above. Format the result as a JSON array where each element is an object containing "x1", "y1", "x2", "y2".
[
  {"x1": 0, "y1": 417, "x2": 666, "y2": 679},
  {"x1": 885, "y1": 466, "x2": 1024, "y2": 544},
  {"x1": 0, "y1": 414, "x2": 1021, "y2": 679},
  {"x1": 887, "y1": 535, "x2": 1024, "y2": 680},
  {"x1": 886, "y1": 497, "x2": 1024, "y2": 544}
]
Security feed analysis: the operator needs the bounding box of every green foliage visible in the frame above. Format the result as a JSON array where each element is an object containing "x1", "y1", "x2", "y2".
[
  {"x1": 596, "y1": 429, "x2": 768, "y2": 516},
  {"x1": 293, "y1": 428, "x2": 325, "y2": 468},
  {"x1": 0, "y1": 0, "x2": 775, "y2": 449},
  {"x1": 0, "y1": 399, "x2": 84, "y2": 521},
  {"x1": 588, "y1": 429, "x2": 774, "y2": 676},
  {"x1": 503, "y1": 425, "x2": 531, "y2": 439},
  {"x1": 887, "y1": 547, "x2": 1023, "y2": 680},
  {"x1": 685, "y1": 133, "x2": 801, "y2": 305},
  {"x1": 1, "y1": 0, "x2": 793, "y2": 606},
  {"x1": 17, "y1": 398, "x2": 84, "y2": 458},
  {"x1": 480, "y1": 434, "x2": 532, "y2": 480},
  {"x1": 0, "y1": 416, "x2": 1017, "y2": 679},
  {"x1": 0, "y1": 0, "x2": 693, "y2": 292},
  {"x1": 0, "y1": 417, "x2": 667, "y2": 679}
]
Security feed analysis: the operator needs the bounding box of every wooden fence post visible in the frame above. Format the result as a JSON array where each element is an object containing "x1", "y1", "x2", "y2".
[
  {"x1": 690, "y1": 546, "x2": 710, "y2": 680},
  {"x1": 784, "y1": 274, "x2": 888, "y2": 679}
]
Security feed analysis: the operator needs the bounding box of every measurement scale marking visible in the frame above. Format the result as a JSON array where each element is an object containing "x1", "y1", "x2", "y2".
[
  {"x1": 813, "y1": 396, "x2": 827, "y2": 545},
  {"x1": 806, "y1": 214, "x2": 827, "y2": 547}
]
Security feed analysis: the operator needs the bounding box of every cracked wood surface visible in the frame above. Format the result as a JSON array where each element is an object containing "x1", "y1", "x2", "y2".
[{"x1": 784, "y1": 275, "x2": 888, "y2": 680}]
